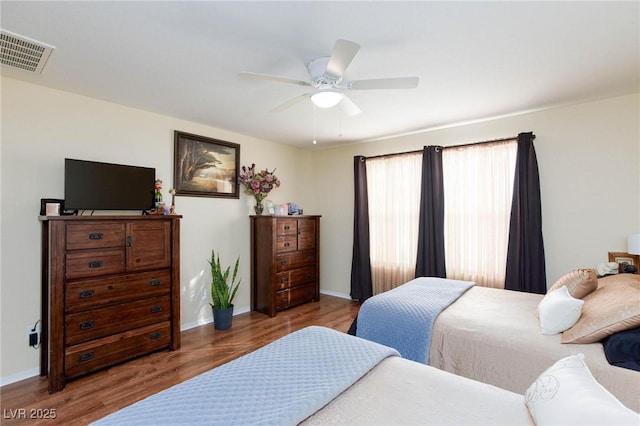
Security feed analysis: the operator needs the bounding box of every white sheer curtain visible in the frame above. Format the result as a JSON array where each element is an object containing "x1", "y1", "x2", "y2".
[
  {"x1": 367, "y1": 152, "x2": 422, "y2": 294},
  {"x1": 442, "y1": 141, "x2": 517, "y2": 288}
]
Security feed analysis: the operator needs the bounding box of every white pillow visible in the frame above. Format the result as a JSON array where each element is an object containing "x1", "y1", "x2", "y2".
[
  {"x1": 537, "y1": 286, "x2": 583, "y2": 335},
  {"x1": 525, "y1": 354, "x2": 640, "y2": 426}
]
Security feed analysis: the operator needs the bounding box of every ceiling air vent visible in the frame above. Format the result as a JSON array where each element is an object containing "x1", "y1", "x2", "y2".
[{"x1": 0, "y1": 29, "x2": 54, "y2": 74}]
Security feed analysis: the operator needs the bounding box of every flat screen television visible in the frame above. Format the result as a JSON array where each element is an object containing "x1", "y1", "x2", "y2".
[{"x1": 64, "y1": 158, "x2": 156, "y2": 211}]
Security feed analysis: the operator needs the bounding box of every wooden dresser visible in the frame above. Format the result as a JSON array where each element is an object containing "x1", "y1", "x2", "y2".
[
  {"x1": 250, "y1": 215, "x2": 320, "y2": 317},
  {"x1": 40, "y1": 215, "x2": 181, "y2": 393}
]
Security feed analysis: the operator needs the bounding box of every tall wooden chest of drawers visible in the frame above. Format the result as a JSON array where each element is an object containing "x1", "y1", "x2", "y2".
[
  {"x1": 250, "y1": 215, "x2": 320, "y2": 317},
  {"x1": 40, "y1": 215, "x2": 181, "y2": 393}
]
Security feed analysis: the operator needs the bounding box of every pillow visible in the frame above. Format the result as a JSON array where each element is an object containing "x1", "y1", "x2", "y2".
[
  {"x1": 597, "y1": 273, "x2": 640, "y2": 289},
  {"x1": 537, "y1": 286, "x2": 584, "y2": 335},
  {"x1": 602, "y1": 327, "x2": 640, "y2": 371},
  {"x1": 547, "y1": 268, "x2": 598, "y2": 299},
  {"x1": 525, "y1": 353, "x2": 639, "y2": 426},
  {"x1": 562, "y1": 277, "x2": 640, "y2": 344}
]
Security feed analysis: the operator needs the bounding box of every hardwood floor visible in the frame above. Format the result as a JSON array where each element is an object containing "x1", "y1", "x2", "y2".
[{"x1": 1, "y1": 296, "x2": 360, "y2": 425}]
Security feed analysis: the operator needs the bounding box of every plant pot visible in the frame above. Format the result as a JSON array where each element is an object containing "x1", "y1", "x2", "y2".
[{"x1": 212, "y1": 304, "x2": 234, "y2": 330}]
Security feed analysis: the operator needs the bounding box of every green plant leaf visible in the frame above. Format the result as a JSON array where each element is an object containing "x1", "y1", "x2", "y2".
[{"x1": 209, "y1": 250, "x2": 241, "y2": 310}]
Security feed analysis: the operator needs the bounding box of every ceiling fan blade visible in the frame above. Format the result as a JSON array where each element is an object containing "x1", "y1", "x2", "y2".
[
  {"x1": 340, "y1": 94, "x2": 362, "y2": 116},
  {"x1": 325, "y1": 39, "x2": 361, "y2": 79},
  {"x1": 270, "y1": 94, "x2": 311, "y2": 112},
  {"x1": 238, "y1": 71, "x2": 311, "y2": 87},
  {"x1": 347, "y1": 76, "x2": 419, "y2": 90}
]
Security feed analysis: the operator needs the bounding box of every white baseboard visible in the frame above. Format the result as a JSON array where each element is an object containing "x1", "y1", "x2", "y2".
[
  {"x1": 0, "y1": 367, "x2": 40, "y2": 387},
  {"x1": 180, "y1": 305, "x2": 251, "y2": 331},
  {"x1": 320, "y1": 289, "x2": 352, "y2": 300}
]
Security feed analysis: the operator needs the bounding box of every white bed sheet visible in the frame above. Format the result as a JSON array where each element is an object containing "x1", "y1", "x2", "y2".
[{"x1": 428, "y1": 286, "x2": 640, "y2": 412}]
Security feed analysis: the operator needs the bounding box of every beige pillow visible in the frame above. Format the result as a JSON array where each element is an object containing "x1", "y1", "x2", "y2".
[
  {"x1": 562, "y1": 276, "x2": 640, "y2": 344},
  {"x1": 547, "y1": 268, "x2": 598, "y2": 299},
  {"x1": 597, "y1": 273, "x2": 640, "y2": 289}
]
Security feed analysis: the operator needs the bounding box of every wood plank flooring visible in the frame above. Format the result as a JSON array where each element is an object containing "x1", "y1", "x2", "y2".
[{"x1": 1, "y1": 296, "x2": 360, "y2": 425}]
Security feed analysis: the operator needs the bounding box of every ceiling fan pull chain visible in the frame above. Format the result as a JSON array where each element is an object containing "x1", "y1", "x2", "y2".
[{"x1": 313, "y1": 104, "x2": 317, "y2": 145}]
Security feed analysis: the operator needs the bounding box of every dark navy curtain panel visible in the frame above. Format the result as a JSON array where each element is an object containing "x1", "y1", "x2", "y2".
[
  {"x1": 415, "y1": 146, "x2": 446, "y2": 278},
  {"x1": 504, "y1": 132, "x2": 547, "y2": 294},
  {"x1": 350, "y1": 156, "x2": 373, "y2": 301}
]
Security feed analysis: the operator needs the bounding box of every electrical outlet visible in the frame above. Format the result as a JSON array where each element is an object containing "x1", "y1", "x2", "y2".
[
  {"x1": 26, "y1": 323, "x2": 41, "y2": 347},
  {"x1": 29, "y1": 331, "x2": 38, "y2": 346}
]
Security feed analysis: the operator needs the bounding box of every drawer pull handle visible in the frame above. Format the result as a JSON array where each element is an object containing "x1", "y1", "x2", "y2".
[
  {"x1": 79, "y1": 290, "x2": 95, "y2": 299},
  {"x1": 150, "y1": 279, "x2": 162, "y2": 286},
  {"x1": 149, "y1": 331, "x2": 162, "y2": 340},
  {"x1": 150, "y1": 306, "x2": 163, "y2": 313},
  {"x1": 79, "y1": 352, "x2": 94, "y2": 362},
  {"x1": 126, "y1": 236, "x2": 133, "y2": 247},
  {"x1": 281, "y1": 277, "x2": 288, "y2": 283},
  {"x1": 88, "y1": 261, "x2": 103, "y2": 268},
  {"x1": 281, "y1": 260, "x2": 288, "y2": 265},
  {"x1": 80, "y1": 321, "x2": 94, "y2": 330},
  {"x1": 89, "y1": 233, "x2": 103, "y2": 240},
  {"x1": 284, "y1": 225, "x2": 290, "y2": 230},
  {"x1": 284, "y1": 242, "x2": 290, "y2": 247},
  {"x1": 281, "y1": 295, "x2": 287, "y2": 301}
]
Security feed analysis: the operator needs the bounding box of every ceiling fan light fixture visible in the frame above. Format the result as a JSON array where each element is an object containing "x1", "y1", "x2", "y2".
[{"x1": 310, "y1": 89, "x2": 343, "y2": 108}]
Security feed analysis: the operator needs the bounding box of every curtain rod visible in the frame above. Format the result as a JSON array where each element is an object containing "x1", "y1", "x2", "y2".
[{"x1": 364, "y1": 135, "x2": 525, "y2": 160}]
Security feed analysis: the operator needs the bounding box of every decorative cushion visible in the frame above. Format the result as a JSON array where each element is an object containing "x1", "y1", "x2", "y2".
[
  {"x1": 547, "y1": 268, "x2": 598, "y2": 299},
  {"x1": 562, "y1": 277, "x2": 640, "y2": 344},
  {"x1": 602, "y1": 327, "x2": 640, "y2": 372},
  {"x1": 597, "y1": 273, "x2": 640, "y2": 289},
  {"x1": 537, "y1": 286, "x2": 584, "y2": 335},
  {"x1": 525, "y1": 353, "x2": 639, "y2": 426}
]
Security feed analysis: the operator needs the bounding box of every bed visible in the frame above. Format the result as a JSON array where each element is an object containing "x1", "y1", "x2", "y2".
[
  {"x1": 91, "y1": 326, "x2": 638, "y2": 425},
  {"x1": 354, "y1": 273, "x2": 640, "y2": 412}
]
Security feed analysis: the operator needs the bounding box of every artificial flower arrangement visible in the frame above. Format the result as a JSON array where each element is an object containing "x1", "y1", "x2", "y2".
[{"x1": 238, "y1": 163, "x2": 281, "y2": 206}]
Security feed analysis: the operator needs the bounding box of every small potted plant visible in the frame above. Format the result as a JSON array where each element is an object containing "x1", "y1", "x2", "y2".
[{"x1": 208, "y1": 250, "x2": 241, "y2": 330}]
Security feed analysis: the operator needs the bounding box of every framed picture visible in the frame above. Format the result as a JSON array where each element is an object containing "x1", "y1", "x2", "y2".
[
  {"x1": 608, "y1": 251, "x2": 640, "y2": 268},
  {"x1": 173, "y1": 131, "x2": 240, "y2": 198}
]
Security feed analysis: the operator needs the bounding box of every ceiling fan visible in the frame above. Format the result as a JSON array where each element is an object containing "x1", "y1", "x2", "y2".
[{"x1": 238, "y1": 39, "x2": 419, "y2": 116}]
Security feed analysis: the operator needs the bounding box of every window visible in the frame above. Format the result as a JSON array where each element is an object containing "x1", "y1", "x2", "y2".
[
  {"x1": 442, "y1": 141, "x2": 517, "y2": 287},
  {"x1": 367, "y1": 152, "x2": 422, "y2": 294}
]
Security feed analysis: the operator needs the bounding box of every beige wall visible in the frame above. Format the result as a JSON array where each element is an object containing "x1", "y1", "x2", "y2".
[
  {"x1": 0, "y1": 77, "x2": 313, "y2": 383},
  {"x1": 310, "y1": 94, "x2": 640, "y2": 297}
]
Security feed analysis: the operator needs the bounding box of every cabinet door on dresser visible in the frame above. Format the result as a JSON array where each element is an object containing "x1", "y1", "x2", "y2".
[
  {"x1": 251, "y1": 215, "x2": 320, "y2": 317},
  {"x1": 41, "y1": 215, "x2": 181, "y2": 394},
  {"x1": 126, "y1": 221, "x2": 171, "y2": 271}
]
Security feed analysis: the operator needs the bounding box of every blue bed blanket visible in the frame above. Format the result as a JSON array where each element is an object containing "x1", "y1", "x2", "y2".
[
  {"x1": 93, "y1": 326, "x2": 399, "y2": 426},
  {"x1": 356, "y1": 277, "x2": 474, "y2": 363}
]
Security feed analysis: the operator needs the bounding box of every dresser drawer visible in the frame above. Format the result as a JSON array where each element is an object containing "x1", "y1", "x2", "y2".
[
  {"x1": 66, "y1": 223, "x2": 126, "y2": 251},
  {"x1": 276, "y1": 219, "x2": 297, "y2": 236},
  {"x1": 65, "y1": 270, "x2": 171, "y2": 313},
  {"x1": 275, "y1": 283, "x2": 316, "y2": 311},
  {"x1": 65, "y1": 322, "x2": 171, "y2": 379},
  {"x1": 274, "y1": 266, "x2": 316, "y2": 290},
  {"x1": 65, "y1": 295, "x2": 171, "y2": 345},
  {"x1": 276, "y1": 235, "x2": 297, "y2": 253},
  {"x1": 275, "y1": 250, "x2": 316, "y2": 272},
  {"x1": 65, "y1": 248, "x2": 125, "y2": 280}
]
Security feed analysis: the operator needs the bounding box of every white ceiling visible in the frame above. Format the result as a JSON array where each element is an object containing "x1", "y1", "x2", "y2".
[{"x1": 1, "y1": 1, "x2": 638, "y2": 148}]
